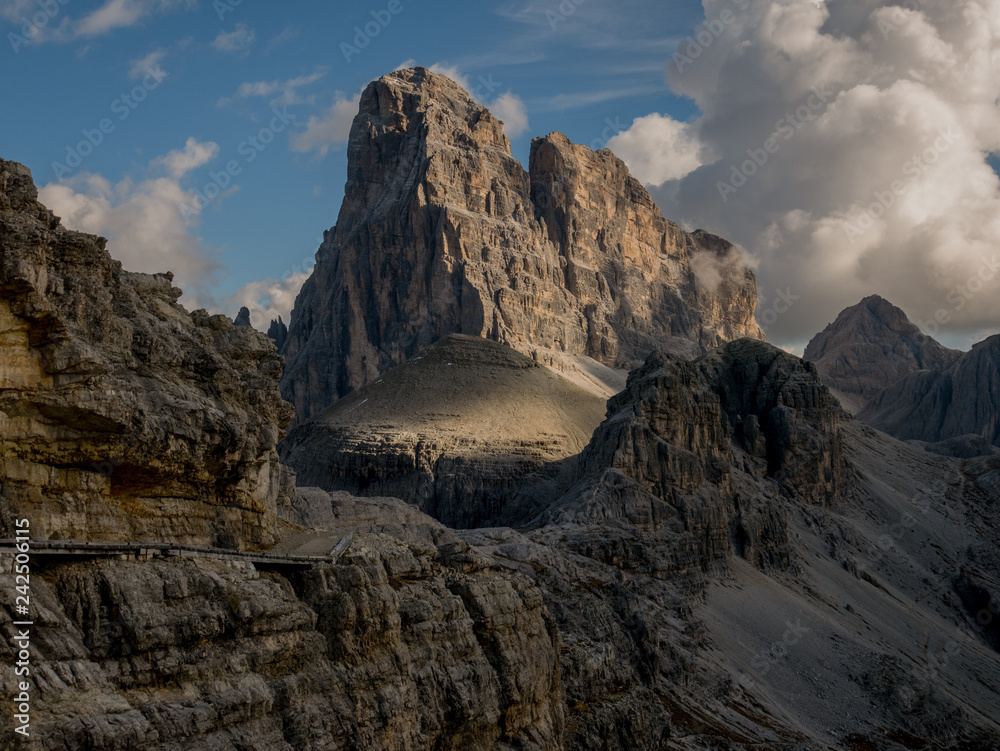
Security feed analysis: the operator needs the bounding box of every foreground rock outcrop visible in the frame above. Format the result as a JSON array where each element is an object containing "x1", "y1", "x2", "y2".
[
  {"x1": 0, "y1": 499, "x2": 565, "y2": 750},
  {"x1": 0, "y1": 159, "x2": 566, "y2": 750},
  {"x1": 804, "y1": 295, "x2": 960, "y2": 413},
  {"x1": 280, "y1": 67, "x2": 763, "y2": 423},
  {"x1": 0, "y1": 158, "x2": 292, "y2": 548}
]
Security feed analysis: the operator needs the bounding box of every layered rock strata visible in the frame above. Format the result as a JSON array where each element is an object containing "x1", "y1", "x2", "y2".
[
  {"x1": 0, "y1": 505, "x2": 564, "y2": 750},
  {"x1": 0, "y1": 158, "x2": 293, "y2": 548},
  {"x1": 279, "y1": 334, "x2": 608, "y2": 528}
]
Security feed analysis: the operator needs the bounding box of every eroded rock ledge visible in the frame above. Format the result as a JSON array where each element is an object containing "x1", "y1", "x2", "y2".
[{"x1": 0, "y1": 158, "x2": 293, "y2": 548}]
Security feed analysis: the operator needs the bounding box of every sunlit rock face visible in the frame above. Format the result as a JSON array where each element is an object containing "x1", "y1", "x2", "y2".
[{"x1": 280, "y1": 67, "x2": 763, "y2": 424}]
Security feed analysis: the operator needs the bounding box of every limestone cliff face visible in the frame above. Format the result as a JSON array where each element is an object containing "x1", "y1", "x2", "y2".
[
  {"x1": 804, "y1": 295, "x2": 960, "y2": 413},
  {"x1": 280, "y1": 67, "x2": 763, "y2": 423},
  {"x1": 0, "y1": 515, "x2": 564, "y2": 750},
  {"x1": 0, "y1": 158, "x2": 293, "y2": 548}
]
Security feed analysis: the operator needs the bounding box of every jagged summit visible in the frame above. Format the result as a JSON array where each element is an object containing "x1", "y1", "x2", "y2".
[
  {"x1": 804, "y1": 294, "x2": 961, "y2": 413},
  {"x1": 233, "y1": 306, "x2": 252, "y2": 326},
  {"x1": 279, "y1": 67, "x2": 763, "y2": 423}
]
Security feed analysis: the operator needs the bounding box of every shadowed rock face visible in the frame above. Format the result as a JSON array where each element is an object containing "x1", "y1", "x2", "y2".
[
  {"x1": 280, "y1": 67, "x2": 763, "y2": 424},
  {"x1": 4, "y1": 526, "x2": 565, "y2": 751},
  {"x1": 0, "y1": 158, "x2": 293, "y2": 548},
  {"x1": 804, "y1": 295, "x2": 961, "y2": 413},
  {"x1": 860, "y1": 334, "x2": 1000, "y2": 448},
  {"x1": 518, "y1": 339, "x2": 846, "y2": 577}
]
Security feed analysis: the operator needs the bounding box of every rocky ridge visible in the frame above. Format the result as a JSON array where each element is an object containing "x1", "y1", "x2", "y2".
[
  {"x1": 279, "y1": 67, "x2": 763, "y2": 424},
  {"x1": 0, "y1": 159, "x2": 566, "y2": 750},
  {"x1": 286, "y1": 337, "x2": 1000, "y2": 747},
  {"x1": 860, "y1": 333, "x2": 1000, "y2": 449}
]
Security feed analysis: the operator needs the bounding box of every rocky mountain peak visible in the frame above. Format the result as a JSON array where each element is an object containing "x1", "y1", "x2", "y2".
[
  {"x1": 234, "y1": 306, "x2": 252, "y2": 326},
  {"x1": 804, "y1": 295, "x2": 961, "y2": 412},
  {"x1": 279, "y1": 67, "x2": 764, "y2": 423}
]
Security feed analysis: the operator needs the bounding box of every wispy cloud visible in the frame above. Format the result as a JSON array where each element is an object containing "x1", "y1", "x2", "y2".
[
  {"x1": 265, "y1": 24, "x2": 296, "y2": 52},
  {"x1": 127, "y1": 49, "x2": 167, "y2": 80},
  {"x1": 534, "y1": 84, "x2": 667, "y2": 112},
  {"x1": 212, "y1": 22, "x2": 255, "y2": 55},
  {"x1": 4, "y1": 0, "x2": 194, "y2": 44},
  {"x1": 290, "y1": 91, "x2": 362, "y2": 158},
  {"x1": 218, "y1": 69, "x2": 327, "y2": 108}
]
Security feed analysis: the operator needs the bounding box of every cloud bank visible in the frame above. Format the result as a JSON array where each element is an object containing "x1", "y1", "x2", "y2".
[{"x1": 609, "y1": 0, "x2": 1000, "y2": 347}]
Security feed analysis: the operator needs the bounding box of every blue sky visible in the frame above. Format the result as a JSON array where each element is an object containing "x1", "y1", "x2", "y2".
[
  {"x1": 0, "y1": 0, "x2": 705, "y2": 324},
  {"x1": 3, "y1": 0, "x2": 1000, "y2": 352}
]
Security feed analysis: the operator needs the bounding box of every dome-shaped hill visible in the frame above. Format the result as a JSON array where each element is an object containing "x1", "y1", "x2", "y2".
[{"x1": 279, "y1": 334, "x2": 610, "y2": 527}]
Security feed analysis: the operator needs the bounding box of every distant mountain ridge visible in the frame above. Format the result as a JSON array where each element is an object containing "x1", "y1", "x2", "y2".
[
  {"x1": 860, "y1": 333, "x2": 1000, "y2": 449},
  {"x1": 804, "y1": 295, "x2": 961, "y2": 413}
]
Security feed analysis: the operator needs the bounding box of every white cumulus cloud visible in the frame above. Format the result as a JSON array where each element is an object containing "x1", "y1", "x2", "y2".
[
  {"x1": 39, "y1": 170, "x2": 221, "y2": 306},
  {"x1": 223, "y1": 271, "x2": 312, "y2": 330},
  {"x1": 490, "y1": 91, "x2": 530, "y2": 137},
  {"x1": 151, "y1": 137, "x2": 220, "y2": 179},
  {"x1": 607, "y1": 113, "x2": 705, "y2": 185},
  {"x1": 616, "y1": 0, "x2": 1000, "y2": 347}
]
